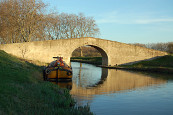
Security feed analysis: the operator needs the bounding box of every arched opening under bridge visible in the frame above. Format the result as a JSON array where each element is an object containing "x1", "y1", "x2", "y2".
[{"x1": 70, "y1": 45, "x2": 108, "y2": 66}]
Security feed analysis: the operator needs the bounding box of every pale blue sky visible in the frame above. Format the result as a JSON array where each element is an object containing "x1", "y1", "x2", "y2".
[{"x1": 43, "y1": 0, "x2": 173, "y2": 43}]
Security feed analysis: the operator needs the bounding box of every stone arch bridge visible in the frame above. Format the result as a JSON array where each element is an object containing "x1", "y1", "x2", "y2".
[{"x1": 0, "y1": 37, "x2": 167, "y2": 66}]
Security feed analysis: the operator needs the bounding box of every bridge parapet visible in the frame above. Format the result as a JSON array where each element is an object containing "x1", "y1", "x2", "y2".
[{"x1": 0, "y1": 37, "x2": 167, "y2": 66}]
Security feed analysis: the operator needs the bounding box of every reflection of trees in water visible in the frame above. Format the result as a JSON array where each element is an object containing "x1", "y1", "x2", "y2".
[
  {"x1": 55, "y1": 66, "x2": 166, "y2": 96},
  {"x1": 70, "y1": 69, "x2": 166, "y2": 97}
]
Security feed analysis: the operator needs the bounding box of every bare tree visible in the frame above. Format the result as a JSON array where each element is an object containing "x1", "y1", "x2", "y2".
[
  {"x1": 43, "y1": 14, "x2": 59, "y2": 40},
  {"x1": 145, "y1": 43, "x2": 168, "y2": 52},
  {"x1": 18, "y1": 44, "x2": 29, "y2": 58},
  {"x1": 18, "y1": 0, "x2": 46, "y2": 42},
  {"x1": 72, "y1": 46, "x2": 101, "y2": 57},
  {"x1": 132, "y1": 43, "x2": 146, "y2": 48},
  {"x1": 0, "y1": 0, "x2": 46, "y2": 44},
  {"x1": 48, "y1": 13, "x2": 100, "y2": 56},
  {"x1": 0, "y1": 0, "x2": 100, "y2": 44},
  {"x1": 167, "y1": 42, "x2": 173, "y2": 54},
  {"x1": 48, "y1": 13, "x2": 100, "y2": 39}
]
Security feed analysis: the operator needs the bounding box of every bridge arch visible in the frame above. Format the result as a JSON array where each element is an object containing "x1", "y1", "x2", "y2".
[{"x1": 70, "y1": 44, "x2": 108, "y2": 66}]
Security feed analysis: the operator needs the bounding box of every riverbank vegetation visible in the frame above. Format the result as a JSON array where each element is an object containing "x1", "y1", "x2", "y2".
[
  {"x1": 72, "y1": 46, "x2": 101, "y2": 57},
  {"x1": 120, "y1": 55, "x2": 173, "y2": 68},
  {"x1": 117, "y1": 54, "x2": 173, "y2": 74},
  {"x1": 0, "y1": 50, "x2": 93, "y2": 115},
  {"x1": 71, "y1": 46, "x2": 102, "y2": 65},
  {"x1": 71, "y1": 57, "x2": 102, "y2": 65},
  {"x1": 133, "y1": 42, "x2": 173, "y2": 54}
]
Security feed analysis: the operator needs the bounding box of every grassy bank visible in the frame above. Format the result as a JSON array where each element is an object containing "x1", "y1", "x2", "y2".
[
  {"x1": 0, "y1": 50, "x2": 93, "y2": 115},
  {"x1": 71, "y1": 57, "x2": 102, "y2": 65},
  {"x1": 120, "y1": 55, "x2": 173, "y2": 68},
  {"x1": 117, "y1": 55, "x2": 173, "y2": 74}
]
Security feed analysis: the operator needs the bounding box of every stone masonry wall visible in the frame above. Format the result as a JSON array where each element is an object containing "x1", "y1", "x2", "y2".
[{"x1": 0, "y1": 37, "x2": 168, "y2": 66}]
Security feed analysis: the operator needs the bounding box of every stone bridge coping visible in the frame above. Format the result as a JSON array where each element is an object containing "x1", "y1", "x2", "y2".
[{"x1": 0, "y1": 37, "x2": 168, "y2": 66}]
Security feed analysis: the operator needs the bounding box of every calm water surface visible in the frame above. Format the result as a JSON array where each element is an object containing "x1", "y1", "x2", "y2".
[{"x1": 57, "y1": 62, "x2": 173, "y2": 115}]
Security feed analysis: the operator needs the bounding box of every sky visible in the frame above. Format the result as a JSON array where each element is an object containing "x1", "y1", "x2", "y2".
[{"x1": 42, "y1": 0, "x2": 173, "y2": 44}]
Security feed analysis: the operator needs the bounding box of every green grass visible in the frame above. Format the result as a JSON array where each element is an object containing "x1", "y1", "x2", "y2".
[
  {"x1": 0, "y1": 50, "x2": 93, "y2": 115},
  {"x1": 71, "y1": 57, "x2": 102, "y2": 65},
  {"x1": 120, "y1": 55, "x2": 173, "y2": 68}
]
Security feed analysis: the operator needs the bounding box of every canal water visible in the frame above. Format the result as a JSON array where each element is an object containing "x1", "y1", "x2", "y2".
[{"x1": 57, "y1": 62, "x2": 173, "y2": 115}]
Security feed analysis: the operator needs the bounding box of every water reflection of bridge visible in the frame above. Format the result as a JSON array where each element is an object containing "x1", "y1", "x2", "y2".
[{"x1": 70, "y1": 69, "x2": 166, "y2": 96}]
